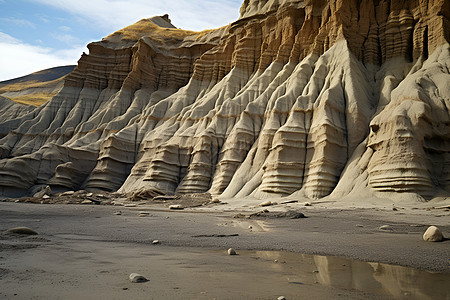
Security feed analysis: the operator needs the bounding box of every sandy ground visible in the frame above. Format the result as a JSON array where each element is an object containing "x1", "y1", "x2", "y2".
[{"x1": 0, "y1": 201, "x2": 449, "y2": 299}]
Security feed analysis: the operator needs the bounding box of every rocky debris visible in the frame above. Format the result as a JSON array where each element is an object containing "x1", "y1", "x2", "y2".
[
  {"x1": 128, "y1": 273, "x2": 148, "y2": 283},
  {"x1": 169, "y1": 205, "x2": 184, "y2": 210},
  {"x1": 152, "y1": 240, "x2": 160, "y2": 244},
  {"x1": 33, "y1": 186, "x2": 53, "y2": 198},
  {"x1": 234, "y1": 210, "x2": 306, "y2": 219},
  {"x1": 423, "y1": 226, "x2": 444, "y2": 242},
  {"x1": 62, "y1": 191, "x2": 75, "y2": 196},
  {"x1": 114, "y1": 211, "x2": 122, "y2": 215},
  {"x1": 379, "y1": 225, "x2": 393, "y2": 231},
  {"x1": 259, "y1": 201, "x2": 273, "y2": 207},
  {"x1": 278, "y1": 297, "x2": 287, "y2": 300},
  {"x1": 128, "y1": 189, "x2": 166, "y2": 202},
  {"x1": 210, "y1": 199, "x2": 221, "y2": 204},
  {"x1": 4, "y1": 227, "x2": 38, "y2": 235},
  {"x1": 138, "y1": 212, "x2": 150, "y2": 217},
  {"x1": 81, "y1": 200, "x2": 93, "y2": 204},
  {"x1": 227, "y1": 248, "x2": 237, "y2": 255}
]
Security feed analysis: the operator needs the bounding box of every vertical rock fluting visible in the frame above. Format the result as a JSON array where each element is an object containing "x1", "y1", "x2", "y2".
[{"x1": 0, "y1": 1, "x2": 449, "y2": 202}]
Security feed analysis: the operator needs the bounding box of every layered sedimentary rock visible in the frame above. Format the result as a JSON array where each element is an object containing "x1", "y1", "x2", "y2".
[{"x1": 0, "y1": 1, "x2": 449, "y2": 203}]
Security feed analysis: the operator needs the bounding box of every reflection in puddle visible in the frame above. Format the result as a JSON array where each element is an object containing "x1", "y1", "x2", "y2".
[{"x1": 252, "y1": 251, "x2": 449, "y2": 299}]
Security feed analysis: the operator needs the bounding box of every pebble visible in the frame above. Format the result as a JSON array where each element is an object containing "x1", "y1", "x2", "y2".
[
  {"x1": 138, "y1": 212, "x2": 150, "y2": 217},
  {"x1": 43, "y1": 195, "x2": 51, "y2": 199},
  {"x1": 81, "y1": 200, "x2": 93, "y2": 204},
  {"x1": 5, "y1": 227, "x2": 38, "y2": 235},
  {"x1": 62, "y1": 191, "x2": 75, "y2": 196},
  {"x1": 227, "y1": 248, "x2": 237, "y2": 255},
  {"x1": 303, "y1": 202, "x2": 312, "y2": 206},
  {"x1": 86, "y1": 193, "x2": 93, "y2": 197},
  {"x1": 423, "y1": 226, "x2": 444, "y2": 242},
  {"x1": 278, "y1": 297, "x2": 287, "y2": 300},
  {"x1": 259, "y1": 201, "x2": 272, "y2": 207},
  {"x1": 169, "y1": 205, "x2": 184, "y2": 210},
  {"x1": 210, "y1": 199, "x2": 221, "y2": 204},
  {"x1": 379, "y1": 225, "x2": 392, "y2": 231},
  {"x1": 152, "y1": 240, "x2": 160, "y2": 244},
  {"x1": 124, "y1": 204, "x2": 137, "y2": 207},
  {"x1": 114, "y1": 211, "x2": 122, "y2": 215},
  {"x1": 129, "y1": 273, "x2": 148, "y2": 283}
]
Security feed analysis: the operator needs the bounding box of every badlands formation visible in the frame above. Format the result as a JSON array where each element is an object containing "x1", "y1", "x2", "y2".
[{"x1": 0, "y1": 0, "x2": 449, "y2": 206}]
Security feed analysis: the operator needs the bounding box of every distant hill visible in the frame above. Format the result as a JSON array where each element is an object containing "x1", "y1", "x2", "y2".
[{"x1": 0, "y1": 65, "x2": 76, "y2": 106}]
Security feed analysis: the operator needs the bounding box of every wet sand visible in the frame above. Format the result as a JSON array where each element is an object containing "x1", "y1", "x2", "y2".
[{"x1": 0, "y1": 202, "x2": 449, "y2": 299}]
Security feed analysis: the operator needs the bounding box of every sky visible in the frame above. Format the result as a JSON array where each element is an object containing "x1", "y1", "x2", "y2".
[{"x1": 0, "y1": 0, "x2": 242, "y2": 81}]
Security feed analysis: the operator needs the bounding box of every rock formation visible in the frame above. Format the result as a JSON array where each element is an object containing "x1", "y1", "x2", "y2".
[{"x1": 0, "y1": 2, "x2": 449, "y2": 204}]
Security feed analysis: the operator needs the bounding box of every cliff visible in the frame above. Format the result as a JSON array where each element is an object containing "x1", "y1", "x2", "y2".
[{"x1": 0, "y1": 1, "x2": 449, "y2": 205}]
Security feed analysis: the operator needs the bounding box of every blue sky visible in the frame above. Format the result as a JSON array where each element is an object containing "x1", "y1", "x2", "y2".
[{"x1": 0, "y1": 0, "x2": 242, "y2": 81}]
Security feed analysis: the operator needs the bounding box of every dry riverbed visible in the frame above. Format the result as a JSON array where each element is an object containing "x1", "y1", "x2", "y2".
[{"x1": 0, "y1": 198, "x2": 449, "y2": 299}]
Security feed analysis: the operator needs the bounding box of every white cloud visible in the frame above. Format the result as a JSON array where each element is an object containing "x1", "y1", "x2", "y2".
[
  {"x1": 51, "y1": 32, "x2": 81, "y2": 45},
  {"x1": 0, "y1": 32, "x2": 84, "y2": 81},
  {"x1": 30, "y1": 0, "x2": 241, "y2": 31},
  {"x1": 59, "y1": 26, "x2": 72, "y2": 32},
  {"x1": 0, "y1": 17, "x2": 36, "y2": 29}
]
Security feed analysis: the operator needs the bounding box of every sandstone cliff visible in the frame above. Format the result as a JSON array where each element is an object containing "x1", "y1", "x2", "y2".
[{"x1": 0, "y1": 2, "x2": 449, "y2": 205}]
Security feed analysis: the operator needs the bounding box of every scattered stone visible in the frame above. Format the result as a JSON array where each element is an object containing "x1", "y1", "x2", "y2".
[
  {"x1": 114, "y1": 211, "x2": 122, "y2": 215},
  {"x1": 169, "y1": 205, "x2": 184, "y2": 210},
  {"x1": 5, "y1": 227, "x2": 38, "y2": 235},
  {"x1": 138, "y1": 212, "x2": 150, "y2": 217},
  {"x1": 248, "y1": 225, "x2": 253, "y2": 229},
  {"x1": 278, "y1": 297, "x2": 287, "y2": 300},
  {"x1": 379, "y1": 225, "x2": 392, "y2": 231},
  {"x1": 211, "y1": 199, "x2": 221, "y2": 204},
  {"x1": 62, "y1": 191, "x2": 75, "y2": 196},
  {"x1": 42, "y1": 195, "x2": 50, "y2": 199},
  {"x1": 124, "y1": 204, "x2": 137, "y2": 207},
  {"x1": 312, "y1": 270, "x2": 319, "y2": 273},
  {"x1": 33, "y1": 186, "x2": 52, "y2": 198},
  {"x1": 86, "y1": 193, "x2": 94, "y2": 197},
  {"x1": 129, "y1": 273, "x2": 148, "y2": 283},
  {"x1": 303, "y1": 202, "x2": 312, "y2": 206},
  {"x1": 356, "y1": 224, "x2": 364, "y2": 228},
  {"x1": 81, "y1": 200, "x2": 93, "y2": 204},
  {"x1": 259, "y1": 201, "x2": 272, "y2": 207},
  {"x1": 227, "y1": 248, "x2": 237, "y2": 255},
  {"x1": 392, "y1": 207, "x2": 398, "y2": 211},
  {"x1": 152, "y1": 240, "x2": 160, "y2": 244},
  {"x1": 423, "y1": 226, "x2": 444, "y2": 242}
]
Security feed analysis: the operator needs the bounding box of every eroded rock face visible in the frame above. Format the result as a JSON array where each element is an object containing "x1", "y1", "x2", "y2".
[{"x1": 0, "y1": 1, "x2": 449, "y2": 203}]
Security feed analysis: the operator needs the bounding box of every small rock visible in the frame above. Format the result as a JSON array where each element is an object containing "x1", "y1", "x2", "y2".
[
  {"x1": 152, "y1": 240, "x2": 160, "y2": 244},
  {"x1": 312, "y1": 270, "x2": 319, "y2": 273},
  {"x1": 379, "y1": 225, "x2": 392, "y2": 231},
  {"x1": 42, "y1": 195, "x2": 50, "y2": 199},
  {"x1": 248, "y1": 226, "x2": 252, "y2": 229},
  {"x1": 356, "y1": 224, "x2": 364, "y2": 228},
  {"x1": 86, "y1": 193, "x2": 93, "y2": 197},
  {"x1": 169, "y1": 205, "x2": 184, "y2": 210},
  {"x1": 423, "y1": 226, "x2": 444, "y2": 242},
  {"x1": 62, "y1": 191, "x2": 75, "y2": 196},
  {"x1": 114, "y1": 211, "x2": 122, "y2": 215},
  {"x1": 138, "y1": 212, "x2": 150, "y2": 217},
  {"x1": 33, "y1": 185, "x2": 53, "y2": 198},
  {"x1": 124, "y1": 204, "x2": 137, "y2": 207},
  {"x1": 303, "y1": 202, "x2": 312, "y2": 206},
  {"x1": 129, "y1": 273, "x2": 148, "y2": 283},
  {"x1": 81, "y1": 200, "x2": 93, "y2": 204},
  {"x1": 5, "y1": 227, "x2": 38, "y2": 235},
  {"x1": 227, "y1": 248, "x2": 237, "y2": 255},
  {"x1": 211, "y1": 199, "x2": 221, "y2": 204},
  {"x1": 259, "y1": 201, "x2": 272, "y2": 207},
  {"x1": 278, "y1": 297, "x2": 287, "y2": 300}
]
